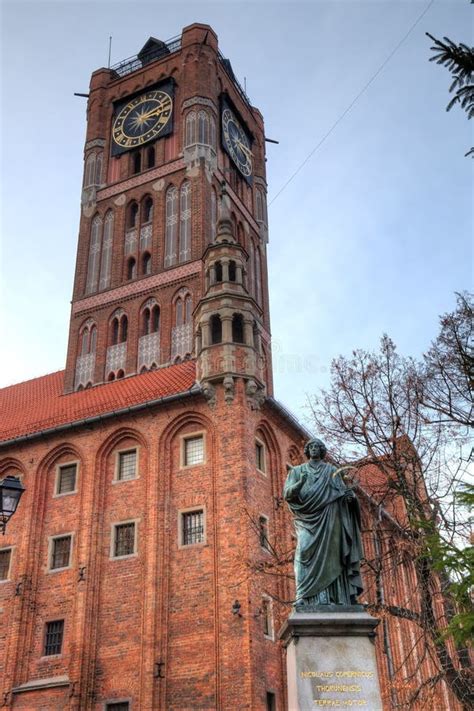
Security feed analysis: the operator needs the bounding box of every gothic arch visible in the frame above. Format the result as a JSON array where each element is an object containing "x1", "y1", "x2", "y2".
[
  {"x1": 95, "y1": 426, "x2": 148, "y2": 466},
  {"x1": 255, "y1": 419, "x2": 282, "y2": 485},
  {"x1": 0, "y1": 456, "x2": 26, "y2": 478}
]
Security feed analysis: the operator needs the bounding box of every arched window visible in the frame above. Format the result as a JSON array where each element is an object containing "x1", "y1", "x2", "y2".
[
  {"x1": 81, "y1": 329, "x2": 89, "y2": 356},
  {"x1": 248, "y1": 239, "x2": 255, "y2": 298},
  {"x1": 255, "y1": 247, "x2": 263, "y2": 305},
  {"x1": 185, "y1": 111, "x2": 196, "y2": 147},
  {"x1": 152, "y1": 305, "x2": 160, "y2": 332},
  {"x1": 256, "y1": 190, "x2": 264, "y2": 222},
  {"x1": 127, "y1": 257, "x2": 137, "y2": 280},
  {"x1": 116, "y1": 369, "x2": 124, "y2": 379},
  {"x1": 210, "y1": 314, "x2": 222, "y2": 344},
  {"x1": 229, "y1": 261, "x2": 236, "y2": 282},
  {"x1": 90, "y1": 325, "x2": 97, "y2": 353},
  {"x1": 215, "y1": 261, "x2": 223, "y2": 282},
  {"x1": 120, "y1": 315, "x2": 128, "y2": 342},
  {"x1": 95, "y1": 153, "x2": 103, "y2": 186},
  {"x1": 127, "y1": 202, "x2": 139, "y2": 229},
  {"x1": 198, "y1": 110, "x2": 210, "y2": 144},
  {"x1": 210, "y1": 114, "x2": 216, "y2": 148},
  {"x1": 185, "y1": 294, "x2": 192, "y2": 324},
  {"x1": 232, "y1": 314, "x2": 244, "y2": 344},
  {"x1": 99, "y1": 210, "x2": 113, "y2": 290},
  {"x1": 85, "y1": 214, "x2": 102, "y2": 294},
  {"x1": 143, "y1": 196, "x2": 153, "y2": 223},
  {"x1": 211, "y1": 187, "x2": 217, "y2": 242},
  {"x1": 142, "y1": 252, "x2": 152, "y2": 275},
  {"x1": 112, "y1": 318, "x2": 119, "y2": 345},
  {"x1": 176, "y1": 297, "x2": 183, "y2": 326},
  {"x1": 84, "y1": 153, "x2": 96, "y2": 187},
  {"x1": 146, "y1": 145, "x2": 155, "y2": 169},
  {"x1": 179, "y1": 181, "x2": 191, "y2": 263},
  {"x1": 165, "y1": 185, "x2": 178, "y2": 267},
  {"x1": 132, "y1": 151, "x2": 141, "y2": 175},
  {"x1": 142, "y1": 308, "x2": 151, "y2": 336}
]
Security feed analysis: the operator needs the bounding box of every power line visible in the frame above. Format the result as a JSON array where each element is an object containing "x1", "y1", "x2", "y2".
[{"x1": 269, "y1": 0, "x2": 436, "y2": 206}]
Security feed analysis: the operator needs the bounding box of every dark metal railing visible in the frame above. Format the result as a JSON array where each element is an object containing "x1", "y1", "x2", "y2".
[
  {"x1": 110, "y1": 35, "x2": 181, "y2": 78},
  {"x1": 109, "y1": 35, "x2": 253, "y2": 110}
]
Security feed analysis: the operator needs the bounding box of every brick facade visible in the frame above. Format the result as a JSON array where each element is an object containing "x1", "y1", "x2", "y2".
[{"x1": 0, "y1": 23, "x2": 462, "y2": 711}]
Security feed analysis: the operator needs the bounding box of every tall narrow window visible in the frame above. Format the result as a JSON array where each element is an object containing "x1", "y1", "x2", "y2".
[
  {"x1": 120, "y1": 315, "x2": 128, "y2": 342},
  {"x1": 229, "y1": 260, "x2": 237, "y2": 282},
  {"x1": 266, "y1": 692, "x2": 276, "y2": 711},
  {"x1": 146, "y1": 145, "x2": 155, "y2": 169},
  {"x1": 256, "y1": 440, "x2": 265, "y2": 472},
  {"x1": 215, "y1": 261, "x2": 223, "y2": 282},
  {"x1": 185, "y1": 294, "x2": 192, "y2": 324},
  {"x1": 232, "y1": 314, "x2": 244, "y2": 344},
  {"x1": 165, "y1": 186, "x2": 178, "y2": 267},
  {"x1": 198, "y1": 110, "x2": 210, "y2": 144},
  {"x1": 143, "y1": 197, "x2": 153, "y2": 223},
  {"x1": 127, "y1": 257, "x2": 136, "y2": 281},
  {"x1": 142, "y1": 252, "x2": 152, "y2": 275},
  {"x1": 179, "y1": 181, "x2": 191, "y2": 263},
  {"x1": 152, "y1": 305, "x2": 160, "y2": 332},
  {"x1": 210, "y1": 187, "x2": 217, "y2": 242},
  {"x1": 90, "y1": 325, "x2": 97, "y2": 353},
  {"x1": 84, "y1": 153, "x2": 96, "y2": 187},
  {"x1": 176, "y1": 298, "x2": 183, "y2": 327},
  {"x1": 185, "y1": 111, "x2": 196, "y2": 147},
  {"x1": 181, "y1": 509, "x2": 204, "y2": 545},
  {"x1": 248, "y1": 239, "x2": 255, "y2": 298},
  {"x1": 81, "y1": 329, "x2": 89, "y2": 356},
  {"x1": 210, "y1": 114, "x2": 216, "y2": 149},
  {"x1": 132, "y1": 151, "x2": 141, "y2": 174},
  {"x1": 112, "y1": 318, "x2": 119, "y2": 345},
  {"x1": 85, "y1": 215, "x2": 102, "y2": 294},
  {"x1": 256, "y1": 189, "x2": 264, "y2": 222},
  {"x1": 259, "y1": 516, "x2": 270, "y2": 551},
  {"x1": 255, "y1": 247, "x2": 263, "y2": 305},
  {"x1": 44, "y1": 620, "x2": 64, "y2": 656},
  {"x1": 210, "y1": 315, "x2": 222, "y2": 345},
  {"x1": 128, "y1": 202, "x2": 139, "y2": 229},
  {"x1": 95, "y1": 153, "x2": 103, "y2": 186},
  {"x1": 99, "y1": 210, "x2": 113, "y2": 290},
  {"x1": 262, "y1": 598, "x2": 273, "y2": 638}
]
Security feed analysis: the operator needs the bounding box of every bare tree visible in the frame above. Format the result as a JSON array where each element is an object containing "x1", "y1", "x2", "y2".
[{"x1": 307, "y1": 333, "x2": 473, "y2": 708}]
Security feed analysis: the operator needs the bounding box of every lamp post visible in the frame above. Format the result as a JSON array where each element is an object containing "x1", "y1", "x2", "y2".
[{"x1": 0, "y1": 476, "x2": 25, "y2": 534}]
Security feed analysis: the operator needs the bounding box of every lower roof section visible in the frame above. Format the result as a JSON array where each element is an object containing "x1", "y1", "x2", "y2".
[{"x1": 0, "y1": 361, "x2": 197, "y2": 446}]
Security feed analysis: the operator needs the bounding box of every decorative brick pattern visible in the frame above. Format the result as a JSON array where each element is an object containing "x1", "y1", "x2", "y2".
[
  {"x1": 97, "y1": 159, "x2": 185, "y2": 202},
  {"x1": 74, "y1": 353, "x2": 95, "y2": 389},
  {"x1": 106, "y1": 342, "x2": 127, "y2": 373},
  {"x1": 138, "y1": 332, "x2": 160, "y2": 370},
  {"x1": 171, "y1": 322, "x2": 193, "y2": 360},
  {"x1": 73, "y1": 261, "x2": 201, "y2": 316}
]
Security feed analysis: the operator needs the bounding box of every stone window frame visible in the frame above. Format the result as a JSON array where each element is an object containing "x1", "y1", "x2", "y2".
[
  {"x1": 179, "y1": 431, "x2": 206, "y2": 469},
  {"x1": 261, "y1": 595, "x2": 274, "y2": 641},
  {"x1": 110, "y1": 519, "x2": 139, "y2": 560},
  {"x1": 178, "y1": 505, "x2": 207, "y2": 549},
  {"x1": 0, "y1": 546, "x2": 13, "y2": 582},
  {"x1": 255, "y1": 437, "x2": 266, "y2": 475},
  {"x1": 113, "y1": 446, "x2": 140, "y2": 484},
  {"x1": 47, "y1": 532, "x2": 74, "y2": 573},
  {"x1": 54, "y1": 460, "x2": 79, "y2": 498}
]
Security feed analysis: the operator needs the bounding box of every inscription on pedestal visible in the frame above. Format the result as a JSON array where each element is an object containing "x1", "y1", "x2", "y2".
[{"x1": 301, "y1": 669, "x2": 375, "y2": 707}]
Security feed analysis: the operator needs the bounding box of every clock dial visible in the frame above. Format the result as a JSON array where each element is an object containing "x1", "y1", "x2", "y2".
[
  {"x1": 112, "y1": 89, "x2": 173, "y2": 150},
  {"x1": 222, "y1": 107, "x2": 253, "y2": 178}
]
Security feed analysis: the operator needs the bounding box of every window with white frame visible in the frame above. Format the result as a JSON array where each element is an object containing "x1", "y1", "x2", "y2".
[
  {"x1": 182, "y1": 434, "x2": 204, "y2": 467},
  {"x1": 112, "y1": 522, "x2": 137, "y2": 558},
  {"x1": 56, "y1": 463, "x2": 77, "y2": 495},
  {"x1": 0, "y1": 549, "x2": 12, "y2": 581},
  {"x1": 116, "y1": 449, "x2": 137, "y2": 481},
  {"x1": 181, "y1": 509, "x2": 205, "y2": 546},
  {"x1": 49, "y1": 535, "x2": 72, "y2": 570}
]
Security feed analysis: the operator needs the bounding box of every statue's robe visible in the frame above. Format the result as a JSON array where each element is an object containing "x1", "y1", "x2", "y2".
[{"x1": 283, "y1": 461, "x2": 363, "y2": 605}]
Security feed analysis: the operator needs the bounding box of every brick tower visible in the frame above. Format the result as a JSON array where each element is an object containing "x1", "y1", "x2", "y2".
[{"x1": 64, "y1": 22, "x2": 271, "y2": 399}]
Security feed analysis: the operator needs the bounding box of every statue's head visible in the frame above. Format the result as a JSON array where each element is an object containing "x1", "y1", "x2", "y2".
[{"x1": 304, "y1": 438, "x2": 327, "y2": 461}]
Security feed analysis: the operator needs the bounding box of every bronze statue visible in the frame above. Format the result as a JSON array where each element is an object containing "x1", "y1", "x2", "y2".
[{"x1": 283, "y1": 438, "x2": 363, "y2": 607}]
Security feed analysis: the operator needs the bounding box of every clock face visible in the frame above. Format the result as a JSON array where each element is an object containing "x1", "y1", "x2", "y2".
[
  {"x1": 112, "y1": 88, "x2": 173, "y2": 151},
  {"x1": 222, "y1": 107, "x2": 253, "y2": 179}
]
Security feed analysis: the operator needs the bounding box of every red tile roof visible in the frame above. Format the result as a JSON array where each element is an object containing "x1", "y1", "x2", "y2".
[{"x1": 0, "y1": 361, "x2": 197, "y2": 444}]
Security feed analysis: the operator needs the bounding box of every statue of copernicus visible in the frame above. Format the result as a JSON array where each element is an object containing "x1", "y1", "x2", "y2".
[{"x1": 283, "y1": 438, "x2": 363, "y2": 607}]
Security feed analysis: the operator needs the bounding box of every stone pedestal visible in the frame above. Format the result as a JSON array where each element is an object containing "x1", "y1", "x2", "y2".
[{"x1": 279, "y1": 608, "x2": 383, "y2": 711}]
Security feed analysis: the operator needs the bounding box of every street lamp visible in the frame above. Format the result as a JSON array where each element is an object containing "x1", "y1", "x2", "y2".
[{"x1": 0, "y1": 476, "x2": 25, "y2": 534}]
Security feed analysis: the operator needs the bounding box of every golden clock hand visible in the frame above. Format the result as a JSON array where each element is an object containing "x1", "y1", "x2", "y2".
[{"x1": 234, "y1": 139, "x2": 253, "y2": 159}]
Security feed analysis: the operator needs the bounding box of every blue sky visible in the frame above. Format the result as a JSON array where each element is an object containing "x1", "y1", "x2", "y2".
[{"x1": 1, "y1": 0, "x2": 472, "y2": 419}]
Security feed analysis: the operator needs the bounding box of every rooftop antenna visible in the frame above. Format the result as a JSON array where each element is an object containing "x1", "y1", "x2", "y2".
[{"x1": 108, "y1": 36, "x2": 113, "y2": 68}]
